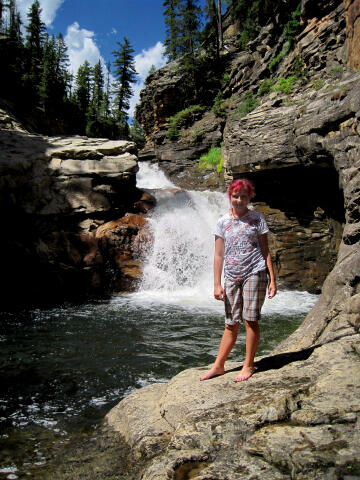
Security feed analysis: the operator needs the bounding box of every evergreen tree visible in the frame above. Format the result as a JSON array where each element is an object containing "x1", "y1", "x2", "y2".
[
  {"x1": 2, "y1": 0, "x2": 24, "y2": 101},
  {"x1": 129, "y1": 119, "x2": 146, "y2": 148},
  {"x1": 86, "y1": 60, "x2": 105, "y2": 137},
  {"x1": 91, "y1": 60, "x2": 104, "y2": 119},
  {"x1": 203, "y1": 0, "x2": 219, "y2": 57},
  {"x1": 178, "y1": 0, "x2": 202, "y2": 102},
  {"x1": 7, "y1": 0, "x2": 22, "y2": 43},
  {"x1": 39, "y1": 35, "x2": 57, "y2": 114},
  {"x1": 23, "y1": 0, "x2": 47, "y2": 106},
  {"x1": 163, "y1": 0, "x2": 182, "y2": 61},
  {"x1": 100, "y1": 60, "x2": 112, "y2": 119},
  {"x1": 180, "y1": 0, "x2": 201, "y2": 55},
  {"x1": 74, "y1": 60, "x2": 92, "y2": 134},
  {"x1": 112, "y1": 37, "x2": 137, "y2": 137},
  {"x1": 39, "y1": 33, "x2": 70, "y2": 127}
]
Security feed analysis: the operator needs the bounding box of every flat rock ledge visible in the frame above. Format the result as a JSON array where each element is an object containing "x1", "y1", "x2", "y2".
[{"x1": 106, "y1": 332, "x2": 360, "y2": 480}]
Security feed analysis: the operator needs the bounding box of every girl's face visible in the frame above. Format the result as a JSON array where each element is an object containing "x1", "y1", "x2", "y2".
[{"x1": 230, "y1": 189, "x2": 250, "y2": 216}]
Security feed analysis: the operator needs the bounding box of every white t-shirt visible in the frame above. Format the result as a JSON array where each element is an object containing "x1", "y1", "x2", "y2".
[{"x1": 214, "y1": 210, "x2": 269, "y2": 282}]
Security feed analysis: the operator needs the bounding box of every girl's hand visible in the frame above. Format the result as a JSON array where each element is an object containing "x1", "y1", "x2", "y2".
[
  {"x1": 268, "y1": 281, "x2": 277, "y2": 299},
  {"x1": 214, "y1": 285, "x2": 225, "y2": 301}
]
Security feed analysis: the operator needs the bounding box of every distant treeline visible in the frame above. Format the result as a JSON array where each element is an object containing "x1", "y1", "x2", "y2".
[
  {"x1": 0, "y1": 0, "x2": 141, "y2": 140},
  {"x1": 0, "y1": 0, "x2": 300, "y2": 138}
]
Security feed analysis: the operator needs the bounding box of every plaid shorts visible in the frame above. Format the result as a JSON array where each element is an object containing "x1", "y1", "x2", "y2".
[{"x1": 224, "y1": 270, "x2": 268, "y2": 325}]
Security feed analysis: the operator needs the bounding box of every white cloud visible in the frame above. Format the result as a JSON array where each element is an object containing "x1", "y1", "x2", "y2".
[
  {"x1": 16, "y1": 0, "x2": 64, "y2": 26},
  {"x1": 135, "y1": 41, "x2": 167, "y2": 82},
  {"x1": 64, "y1": 21, "x2": 104, "y2": 76},
  {"x1": 129, "y1": 41, "x2": 167, "y2": 118}
]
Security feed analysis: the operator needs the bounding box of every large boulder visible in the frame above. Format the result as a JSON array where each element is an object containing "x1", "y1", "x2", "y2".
[{"x1": 0, "y1": 130, "x2": 152, "y2": 308}]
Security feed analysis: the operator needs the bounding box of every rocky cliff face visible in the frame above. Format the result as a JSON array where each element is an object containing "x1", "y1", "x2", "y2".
[
  {"x1": 136, "y1": 0, "x2": 359, "y2": 294},
  {"x1": 0, "y1": 120, "x2": 154, "y2": 308},
  {"x1": 106, "y1": 1, "x2": 360, "y2": 478}
]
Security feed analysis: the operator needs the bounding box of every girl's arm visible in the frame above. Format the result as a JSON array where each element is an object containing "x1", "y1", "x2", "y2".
[
  {"x1": 214, "y1": 235, "x2": 225, "y2": 301},
  {"x1": 259, "y1": 233, "x2": 277, "y2": 299}
]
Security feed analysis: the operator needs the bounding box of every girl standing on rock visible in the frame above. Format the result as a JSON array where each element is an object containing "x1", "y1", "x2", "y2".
[{"x1": 200, "y1": 179, "x2": 277, "y2": 382}]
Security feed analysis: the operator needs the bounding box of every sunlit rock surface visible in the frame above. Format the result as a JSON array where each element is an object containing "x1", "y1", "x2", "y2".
[{"x1": 107, "y1": 333, "x2": 359, "y2": 479}]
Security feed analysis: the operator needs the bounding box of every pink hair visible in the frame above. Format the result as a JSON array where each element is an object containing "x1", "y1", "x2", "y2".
[{"x1": 227, "y1": 179, "x2": 255, "y2": 200}]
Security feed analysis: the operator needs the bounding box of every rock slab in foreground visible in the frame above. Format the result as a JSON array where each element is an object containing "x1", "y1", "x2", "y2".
[{"x1": 106, "y1": 333, "x2": 360, "y2": 479}]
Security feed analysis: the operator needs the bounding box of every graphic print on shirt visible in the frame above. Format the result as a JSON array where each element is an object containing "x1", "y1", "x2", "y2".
[{"x1": 215, "y1": 210, "x2": 269, "y2": 282}]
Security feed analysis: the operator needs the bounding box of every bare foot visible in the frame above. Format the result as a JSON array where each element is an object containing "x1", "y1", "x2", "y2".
[
  {"x1": 200, "y1": 366, "x2": 225, "y2": 381},
  {"x1": 233, "y1": 366, "x2": 256, "y2": 382}
]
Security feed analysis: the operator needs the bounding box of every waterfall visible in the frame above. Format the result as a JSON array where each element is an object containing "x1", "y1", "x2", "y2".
[
  {"x1": 126, "y1": 162, "x2": 319, "y2": 315},
  {"x1": 135, "y1": 162, "x2": 227, "y2": 309}
]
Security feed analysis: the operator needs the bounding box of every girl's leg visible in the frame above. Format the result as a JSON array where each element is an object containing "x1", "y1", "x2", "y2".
[
  {"x1": 234, "y1": 320, "x2": 260, "y2": 382},
  {"x1": 200, "y1": 323, "x2": 239, "y2": 381}
]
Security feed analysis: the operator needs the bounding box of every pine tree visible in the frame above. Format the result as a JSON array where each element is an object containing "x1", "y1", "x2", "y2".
[
  {"x1": 86, "y1": 60, "x2": 105, "y2": 137},
  {"x1": 91, "y1": 60, "x2": 104, "y2": 119},
  {"x1": 180, "y1": 0, "x2": 201, "y2": 55},
  {"x1": 7, "y1": 0, "x2": 22, "y2": 43},
  {"x1": 203, "y1": 0, "x2": 223, "y2": 58},
  {"x1": 39, "y1": 33, "x2": 70, "y2": 126},
  {"x1": 129, "y1": 119, "x2": 145, "y2": 148},
  {"x1": 163, "y1": 0, "x2": 182, "y2": 61},
  {"x1": 2, "y1": 0, "x2": 24, "y2": 101},
  {"x1": 178, "y1": 0, "x2": 202, "y2": 102},
  {"x1": 23, "y1": 0, "x2": 47, "y2": 106},
  {"x1": 112, "y1": 37, "x2": 137, "y2": 137},
  {"x1": 74, "y1": 60, "x2": 92, "y2": 134}
]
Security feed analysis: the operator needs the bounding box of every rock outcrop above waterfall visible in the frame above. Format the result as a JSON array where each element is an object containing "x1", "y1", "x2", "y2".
[
  {"x1": 0, "y1": 129, "x2": 154, "y2": 307},
  {"x1": 106, "y1": 1, "x2": 360, "y2": 478}
]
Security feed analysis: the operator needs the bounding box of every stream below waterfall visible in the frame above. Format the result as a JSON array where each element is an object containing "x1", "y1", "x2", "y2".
[{"x1": 0, "y1": 163, "x2": 319, "y2": 479}]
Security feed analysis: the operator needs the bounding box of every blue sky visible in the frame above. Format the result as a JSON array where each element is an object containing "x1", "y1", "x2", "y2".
[{"x1": 15, "y1": 0, "x2": 207, "y2": 116}]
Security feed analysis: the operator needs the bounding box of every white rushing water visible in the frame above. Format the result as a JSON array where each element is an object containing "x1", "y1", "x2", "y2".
[{"x1": 119, "y1": 162, "x2": 319, "y2": 315}]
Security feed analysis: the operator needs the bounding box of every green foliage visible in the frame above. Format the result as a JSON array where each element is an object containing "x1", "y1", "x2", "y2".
[
  {"x1": 312, "y1": 79, "x2": 325, "y2": 90},
  {"x1": 129, "y1": 120, "x2": 146, "y2": 148},
  {"x1": 163, "y1": 0, "x2": 183, "y2": 61},
  {"x1": 112, "y1": 37, "x2": 137, "y2": 126},
  {"x1": 198, "y1": 146, "x2": 223, "y2": 173},
  {"x1": 285, "y1": 2, "x2": 302, "y2": 45},
  {"x1": 257, "y1": 78, "x2": 274, "y2": 96},
  {"x1": 212, "y1": 91, "x2": 228, "y2": 118},
  {"x1": 269, "y1": 41, "x2": 291, "y2": 71},
  {"x1": 163, "y1": 0, "x2": 201, "y2": 61},
  {"x1": 331, "y1": 64, "x2": 343, "y2": 79},
  {"x1": 166, "y1": 105, "x2": 205, "y2": 139},
  {"x1": 144, "y1": 65, "x2": 156, "y2": 85},
  {"x1": 272, "y1": 75, "x2": 297, "y2": 94},
  {"x1": 235, "y1": 92, "x2": 259, "y2": 117},
  {"x1": 222, "y1": 72, "x2": 231, "y2": 84},
  {"x1": 238, "y1": 15, "x2": 258, "y2": 50},
  {"x1": 291, "y1": 55, "x2": 308, "y2": 80},
  {"x1": 268, "y1": 2, "x2": 303, "y2": 72},
  {"x1": 190, "y1": 128, "x2": 205, "y2": 142}
]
